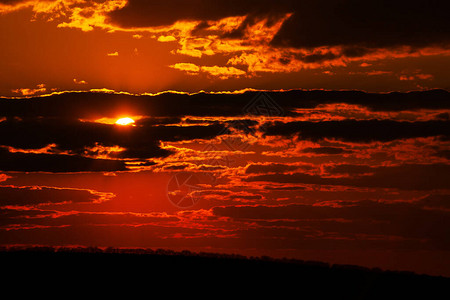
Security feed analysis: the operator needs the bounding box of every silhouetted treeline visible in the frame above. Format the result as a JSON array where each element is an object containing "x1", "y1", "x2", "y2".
[{"x1": 1, "y1": 246, "x2": 448, "y2": 299}]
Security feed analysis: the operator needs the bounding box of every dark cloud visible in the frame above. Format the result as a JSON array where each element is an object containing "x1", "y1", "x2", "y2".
[
  {"x1": 0, "y1": 208, "x2": 55, "y2": 227},
  {"x1": 272, "y1": 89, "x2": 450, "y2": 112},
  {"x1": 0, "y1": 148, "x2": 127, "y2": 172},
  {"x1": 107, "y1": 0, "x2": 450, "y2": 53},
  {"x1": 245, "y1": 163, "x2": 299, "y2": 174},
  {"x1": 433, "y1": 149, "x2": 450, "y2": 160},
  {"x1": 297, "y1": 52, "x2": 341, "y2": 64},
  {"x1": 213, "y1": 201, "x2": 450, "y2": 249},
  {"x1": 1, "y1": 90, "x2": 449, "y2": 119},
  {"x1": 135, "y1": 117, "x2": 182, "y2": 126},
  {"x1": 270, "y1": 0, "x2": 450, "y2": 50},
  {"x1": 289, "y1": 47, "x2": 374, "y2": 64},
  {"x1": 417, "y1": 194, "x2": 450, "y2": 209},
  {"x1": 263, "y1": 120, "x2": 450, "y2": 142},
  {"x1": 435, "y1": 112, "x2": 450, "y2": 120},
  {"x1": 246, "y1": 164, "x2": 450, "y2": 190},
  {"x1": 0, "y1": 92, "x2": 264, "y2": 118},
  {"x1": 263, "y1": 186, "x2": 306, "y2": 191},
  {"x1": 212, "y1": 201, "x2": 446, "y2": 222},
  {"x1": 302, "y1": 147, "x2": 351, "y2": 155},
  {"x1": 107, "y1": 0, "x2": 270, "y2": 28},
  {"x1": 0, "y1": 210, "x2": 178, "y2": 228},
  {"x1": 0, "y1": 186, "x2": 104, "y2": 206},
  {"x1": 325, "y1": 164, "x2": 374, "y2": 175}
]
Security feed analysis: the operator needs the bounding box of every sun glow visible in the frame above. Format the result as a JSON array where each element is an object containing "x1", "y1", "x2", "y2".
[{"x1": 115, "y1": 117, "x2": 135, "y2": 126}]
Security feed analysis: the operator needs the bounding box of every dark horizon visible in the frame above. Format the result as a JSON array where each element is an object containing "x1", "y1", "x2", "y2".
[{"x1": 2, "y1": 246, "x2": 449, "y2": 299}]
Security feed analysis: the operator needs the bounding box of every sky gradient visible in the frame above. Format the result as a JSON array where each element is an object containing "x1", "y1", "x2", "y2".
[{"x1": 1, "y1": 0, "x2": 450, "y2": 95}]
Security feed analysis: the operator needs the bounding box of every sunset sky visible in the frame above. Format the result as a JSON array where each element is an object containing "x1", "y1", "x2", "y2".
[{"x1": 1, "y1": 0, "x2": 450, "y2": 276}]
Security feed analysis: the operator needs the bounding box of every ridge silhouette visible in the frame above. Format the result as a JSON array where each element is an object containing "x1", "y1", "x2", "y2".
[{"x1": 1, "y1": 246, "x2": 448, "y2": 298}]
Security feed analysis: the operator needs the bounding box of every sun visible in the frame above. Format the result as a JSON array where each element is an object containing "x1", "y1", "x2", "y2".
[{"x1": 115, "y1": 117, "x2": 135, "y2": 126}]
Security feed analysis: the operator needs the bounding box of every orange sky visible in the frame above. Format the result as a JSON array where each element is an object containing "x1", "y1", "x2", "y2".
[{"x1": 1, "y1": 0, "x2": 450, "y2": 97}]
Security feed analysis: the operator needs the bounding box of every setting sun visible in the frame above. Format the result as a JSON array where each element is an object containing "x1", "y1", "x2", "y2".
[{"x1": 115, "y1": 117, "x2": 135, "y2": 126}]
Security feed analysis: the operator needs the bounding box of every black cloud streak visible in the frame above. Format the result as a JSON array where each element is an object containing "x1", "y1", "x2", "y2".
[
  {"x1": 213, "y1": 200, "x2": 450, "y2": 249},
  {"x1": 0, "y1": 90, "x2": 449, "y2": 119},
  {"x1": 0, "y1": 210, "x2": 178, "y2": 228},
  {"x1": 0, "y1": 148, "x2": 127, "y2": 172},
  {"x1": 0, "y1": 186, "x2": 103, "y2": 206},
  {"x1": 263, "y1": 120, "x2": 450, "y2": 142},
  {"x1": 246, "y1": 164, "x2": 450, "y2": 190},
  {"x1": 302, "y1": 147, "x2": 351, "y2": 155}
]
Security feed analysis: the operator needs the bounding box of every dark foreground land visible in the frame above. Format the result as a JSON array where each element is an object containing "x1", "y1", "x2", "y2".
[{"x1": 1, "y1": 247, "x2": 448, "y2": 298}]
